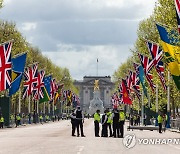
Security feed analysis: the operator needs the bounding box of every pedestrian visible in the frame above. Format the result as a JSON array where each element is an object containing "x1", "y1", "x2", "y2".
[
  {"x1": 158, "y1": 112, "x2": 163, "y2": 133},
  {"x1": 106, "y1": 108, "x2": 113, "y2": 137},
  {"x1": 16, "y1": 114, "x2": 21, "y2": 127},
  {"x1": 137, "y1": 115, "x2": 140, "y2": 126},
  {"x1": 70, "y1": 109, "x2": 76, "y2": 136},
  {"x1": 75, "y1": 106, "x2": 85, "y2": 137},
  {"x1": 0, "y1": 114, "x2": 4, "y2": 129},
  {"x1": 39, "y1": 114, "x2": 43, "y2": 124},
  {"x1": 119, "y1": 108, "x2": 125, "y2": 138},
  {"x1": 112, "y1": 109, "x2": 120, "y2": 138},
  {"x1": 28, "y1": 113, "x2": 31, "y2": 124},
  {"x1": 101, "y1": 110, "x2": 108, "y2": 137},
  {"x1": 58, "y1": 115, "x2": 60, "y2": 121},
  {"x1": 164, "y1": 113, "x2": 168, "y2": 128},
  {"x1": 94, "y1": 110, "x2": 100, "y2": 137}
]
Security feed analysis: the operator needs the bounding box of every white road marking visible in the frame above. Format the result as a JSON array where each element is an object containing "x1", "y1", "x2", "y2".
[
  {"x1": 77, "y1": 146, "x2": 84, "y2": 154},
  {"x1": 168, "y1": 144, "x2": 180, "y2": 150}
]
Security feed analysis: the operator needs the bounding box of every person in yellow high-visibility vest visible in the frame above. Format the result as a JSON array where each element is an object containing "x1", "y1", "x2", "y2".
[
  {"x1": 94, "y1": 110, "x2": 100, "y2": 137},
  {"x1": 39, "y1": 115, "x2": 43, "y2": 124},
  {"x1": 106, "y1": 108, "x2": 113, "y2": 137},
  {"x1": 119, "y1": 109, "x2": 125, "y2": 138},
  {"x1": 158, "y1": 112, "x2": 163, "y2": 133},
  {"x1": 0, "y1": 114, "x2": 4, "y2": 129}
]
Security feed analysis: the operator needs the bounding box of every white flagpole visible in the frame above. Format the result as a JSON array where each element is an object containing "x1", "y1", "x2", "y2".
[
  {"x1": 155, "y1": 84, "x2": 158, "y2": 126},
  {"x1": 43, "y1": 102, "x2": 46, "y2": 114},
  {"x1": 97, "y1": 58, "x2": 98, "y2": 76},
  {"x1": 37, "y1": 100, "x2": 39, "y2": 114},
  {"x1": 28, "y1": 96, "x2": 31, "y2": 113},
  {"x1": 18, "y1": 91, "x2": 21, "y2": 113},
  {"x1": 52, "y1": 100, "x2": 54, "y2": 116},
  {"x1": 167, "y1": 71, "x2": 171, "y2": 128},
  {"x1": 141, "y1": 90, "x2": 144, "y2": 126},
  {"x1": 48, "y1": 103, "x2": 50, "y2": 114}
]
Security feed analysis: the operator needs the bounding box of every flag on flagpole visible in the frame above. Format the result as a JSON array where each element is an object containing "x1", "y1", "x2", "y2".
[
  {"x1": 133, "y1": 75, "x2": 141, "y2": 101},
  {"x1": 67, "y1": 90, "x2": 72, "y2": 106},
  {"x1": 156, "y1": 24, "x2": 180, "y2": 90},
  {"x1": 0, "y1": 41, "x2": 12, "y2": 91},
  {"x1": 122, "y1": 79, "x2": 132, "y2": 105},
  {"x1": 133, "y1": 63, "x2": 148, "y2": 97},
  {"x1": 146, "y1": 41, "x2": 167, "y2": 91},
  {"x1": 138, "y1": 53, "x2": 156, "y2": 92},
  {"x1": 54, "y1": 83, "x2": 64, "y2": 104},
  {"x1": 50, "y1": 78, "x2": 57, "y2": 101},
  {"x1": 33, "y1": 70, "x2": 46, "y2": 100},
  {"x1": 23, "y1": 63, "x2": 38, "y2": 98},
  {"x1": 174, "y1": 0, "x2": 180, "y2": 33},
  {"x1": 39, "y1": 75, "x2": 51, "y2": 103},
  {"x1": 9, "y1": 53, "x2": 27, "y2": 96}
]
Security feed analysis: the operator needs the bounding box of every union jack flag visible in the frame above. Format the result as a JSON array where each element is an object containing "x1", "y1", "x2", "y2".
[
  {"x1": 33, "y1": 70, "x2": 45, "y2": 100},
  {"x1": 126, "y1": 71, "x2": 132, "y2": 93},
  {"x1": 23, "y1": 63, "x2": 38, "y2": 98},
  {"x1": 174, "y1": 0, "x2": 180, "y2": 33},
  {"x1": 138, "y1": 53, "x2": 155, "y2": 92},
  {"x1": 0, "y1": 41, "x2": 12, "y2": 91},
  {"x1": 146, "y1": 41, "x2": 167, "y2": 90},
  {"x1": 50, "y1": 78, "x2": 57, "y2": 100},
  {"x1": 133, "y1": 73, "x2": 141, "y2": 100},
  {"x1": 133, "y1": 63, "x2": 140, "y2": 75},
  {"x1": 118, "y1": 84, "x2": 123, "y2": 104},
  {"x1": 111, "y1": 92, "x2": 120, "y2": 109}
]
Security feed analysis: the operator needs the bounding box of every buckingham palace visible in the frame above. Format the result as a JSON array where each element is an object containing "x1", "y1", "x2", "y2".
[{"x1": 74, "y1": 76, "x2": 115, "y2": 112}]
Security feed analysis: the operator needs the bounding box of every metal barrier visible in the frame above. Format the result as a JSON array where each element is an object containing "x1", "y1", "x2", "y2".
[{"x1": 171, "y1": 119, "x2": 180, "y2": 131}]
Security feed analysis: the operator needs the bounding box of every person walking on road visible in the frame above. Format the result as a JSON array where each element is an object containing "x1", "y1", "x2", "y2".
[
  {"x1": 70, "y1": 109, "x2": 77, "y2": 136},
  {"x1": 158, "y1": 112, "x2": 163, "y2": 133},
  {"x1": 101, "y1": 110, "x2": 108, "y2": 137},
  {"x1": 0, "y1": 114, "x2": 4, "y2": 129},
  {"x1": 106, "y1": 108, "x2": 113, "y2": 137},
  {"x1": 75, "y1": 106, "x2": 85, "y2": 137},
  {"x1": 94, "y1": 110, "x2": 100, "y2": 137},
  {"x1": 119, "y1": 109, "x2": 125, "y2": 138}
]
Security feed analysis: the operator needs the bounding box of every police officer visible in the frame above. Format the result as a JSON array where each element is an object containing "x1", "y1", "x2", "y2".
[
  {"x1": 119, "y1": 108, "x2": 125, "y2": 138},
  {"x1": 70, "y1": 109, "x2": 76, "y2": 136},
  {"x1": 16, "y1": 114, "x2": 21, "y2": 127},
  {"x1": 0, "y1": 114, "x2": 4, "y2": 129},
  {"x1": 106, "y1": 108, "x2": 113, "y2": 137},
  {"x1": 101, "y1": 110, "x2": 108, "y2": 137},
  {"x1": 75, "y1": 106, "x2": 85, "y2": 137},
  {"x1": 112, "y1": 109, "x2": 120, "y2": 138},
  {"x1": 94, "y1": 110, "x2": 100, "y2": 137},
  {"x1": 158, "y1": 112, "x2": 163, "y2": 133},
  {"x1": 39, "y1": 114, "x2": 43, "y2": 124}
]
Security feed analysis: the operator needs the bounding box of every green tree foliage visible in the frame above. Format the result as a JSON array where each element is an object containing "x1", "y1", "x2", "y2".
[
  {"x1": 0, "y1": 20, "x2": 78, "y2": 113},
  {"x1": 113, "y1": 0, "x2": 180, "y2": 114}
]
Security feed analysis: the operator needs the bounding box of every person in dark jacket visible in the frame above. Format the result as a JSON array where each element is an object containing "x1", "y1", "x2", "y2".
[
  {"x1": 75, "y1": 106, "x2": 85, "y2": 137},
  {"x1": 70, "y1": 109, "x2": 76, "y2": 136},
  {"x1": 112, "y1": 109, "x2": 120, "y2": 138},
  {"x1": 101, "y1": 110, "x2": 108, "y2": 137}
]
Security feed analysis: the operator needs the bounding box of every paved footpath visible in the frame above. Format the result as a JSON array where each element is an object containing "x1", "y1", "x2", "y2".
[{"x1": 0, "y1": 119, "x2": 180, "y2": 154}]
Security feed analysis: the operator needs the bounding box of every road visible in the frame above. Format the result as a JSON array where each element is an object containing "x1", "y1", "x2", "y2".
[{"x1": 0, "y1": 119, "x2": 180, "y2": 154}]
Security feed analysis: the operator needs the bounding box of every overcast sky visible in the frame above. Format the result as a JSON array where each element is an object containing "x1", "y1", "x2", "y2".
[{"x1": 0, "y1": 0, "x2": 156, "y2": 80}]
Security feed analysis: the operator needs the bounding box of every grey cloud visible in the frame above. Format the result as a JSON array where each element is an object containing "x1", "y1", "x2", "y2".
[
  {"x1": 1, "y1": 0, "x2": 150, "y2": 22},
  {"x1": 20, "y1": 19, "x2": 138, "y2": 51}
]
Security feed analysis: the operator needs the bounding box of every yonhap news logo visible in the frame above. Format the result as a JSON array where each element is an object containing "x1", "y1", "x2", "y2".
[
  {"x1": 123, "y1": 134, "x2": 180, "y2": 149},
  {"x1": 123, "y1": 134, "x2": 136, "y2": 149}
]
